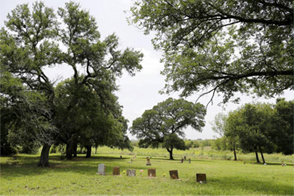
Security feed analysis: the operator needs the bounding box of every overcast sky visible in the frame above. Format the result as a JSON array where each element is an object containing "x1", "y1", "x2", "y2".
[{"x1": 1, "y1": 0, "x2": 293, "y2": 140}]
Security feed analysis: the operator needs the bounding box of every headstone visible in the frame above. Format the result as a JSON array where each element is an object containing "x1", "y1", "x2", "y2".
[
  {"x1": 113, "y1": 166, "x2": 120, "y2": 175},
  {"x1": 127, "y1": 169, "x2": 136, "y2": 176},
  {"x1": 169, "y1": 170, "x2": 179, "y2": 179},
  {"x1": 181, "y1": 158, "x2": 184, "y2": 163},
  {"x1": 189, "y1": 158, "x2": 191, "y2": 164},
  {"x1": 98, "y1": 164, "x2": 105, "y2": 175},
  {"x1": 196, "y1": 173, "x2": 206, "y2": 183},
  {"x1": 184, "y1": 156, "x2": 186, "y2": 160},
  {"x1": 146, "y1": 157, "x2": 151, "y2": 166},
  {"x1": 148, "y1": 169, "x2": 156, "y2": 177}
]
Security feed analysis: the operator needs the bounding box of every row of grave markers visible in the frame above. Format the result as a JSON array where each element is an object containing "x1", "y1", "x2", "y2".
[{"x1": 97, "y1": 164, "x2": 206, "y2": 183}]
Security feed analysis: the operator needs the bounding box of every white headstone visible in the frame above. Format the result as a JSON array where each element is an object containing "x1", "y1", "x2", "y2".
[
  {"x1": 127, "y1": 169, "x2": 136, "y2": 176},
  {"x1": 98, "y1": 164, "x2": 105, "y2": 175}
]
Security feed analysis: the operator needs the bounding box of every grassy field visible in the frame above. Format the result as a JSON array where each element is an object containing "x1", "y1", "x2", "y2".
[{"x1": 1, "y1": 147, "x2": 293, "y2": 195}]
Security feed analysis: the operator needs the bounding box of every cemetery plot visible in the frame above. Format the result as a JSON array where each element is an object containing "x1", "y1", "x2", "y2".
[
  {"x1": 97, "y1": 164, "x2": 105, "y2": 175},
  {"x1": 148, "y1": 169, "x2": 156, "y2": 177},
  {"x1": 196, "y1": 173, "x2": 207, "y2": 183},
  {"x1": 169, "y1": 170, "x2": 179, "y2": 179},
  {"x1": 113, "y1": 167, "x2": 120, "y2": 175},
  {"x1": 146, "y1": 157, "x2": 151, "y2": 166},
  {"x1": 127, "y1": 169, "x2": 136, "y2": 176}
]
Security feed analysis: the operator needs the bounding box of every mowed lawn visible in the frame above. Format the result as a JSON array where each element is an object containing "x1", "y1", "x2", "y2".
[{"x1": 0, "y1": 148, "x2": 293, "y2": 195}]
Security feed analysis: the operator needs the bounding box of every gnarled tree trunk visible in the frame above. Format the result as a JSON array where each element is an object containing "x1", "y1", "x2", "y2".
[
  {"x1": 255, "y1": 145, "x2": 260, "y2": 163},
  {"x1": 66, "y1": 139, "x2": 74, "y2": 160},
  {"x1": 73, "y1": 142, "x2": 77, "y2": 157},
  {"x1": 167, "y1": 147, "x2": 174, "y2": 160},
  {"x1": 85, "y1": 145, "x2": 92, "y2": 158},
  {"x1": 37, "y1": 144, "x2": 51, "y2": 167},
  {"x1": 233, "y1": 142, "x2": 237, "y2": 161},
  {"x1": 258, "y1": 145, "x2": 265, "y2": 163}
]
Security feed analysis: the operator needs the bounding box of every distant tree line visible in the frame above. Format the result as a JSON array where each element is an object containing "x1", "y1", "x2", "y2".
[{"x1": 211, "y1": 99, "x2": 294, "y2": 163}]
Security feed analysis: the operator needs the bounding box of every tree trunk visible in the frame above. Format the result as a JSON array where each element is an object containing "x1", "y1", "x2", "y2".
[
  {"x1": 258, "y1": 145, "x2": 266, "y2": 163},
  {"x1": 73, "y1": 143, "x2": 77, "y2": 157},
  {"x1": 86, "y1": 145, "x2": 92, "y2": 158},
  {"x1": 37, "y1": 144, "x2": 51, "y2": 167},
  {"x1": 255, "y1": 145, "x2": 260, "y2": 163},
  {"x1": 233, "y1": 142, "x2": 237, "y2": 161},
  {"x1": 167, "y1": 147, "x2": 174, "y2": 160},
  {"x1": 66, "y1": 139, "x2": 73, "y2": 160}
]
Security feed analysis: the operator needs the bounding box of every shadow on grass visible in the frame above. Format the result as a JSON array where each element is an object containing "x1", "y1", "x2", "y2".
[
  {"x1": 0, "y1": 155, "x2": 167, "y2": 180},
  {"x1": 265, "y1": 162, "x2": 294, "y2": 166},
  {"x1": 201, "y1": 176, "x2": 294, "y2": 195}
]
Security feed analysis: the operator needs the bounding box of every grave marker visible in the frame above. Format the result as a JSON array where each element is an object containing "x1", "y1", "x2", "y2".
[
  {"x1": 196, "y1": 173, "x2": 207, "y2": 183},
  {"x1": 127, "y1": 169, "x2": 136, "y2": 176},
  {"x1": 169, "y1": 170, "x2": 179, "y2": 179},
  {"x1": 113, "y1": 166, "x2": 120, "y2": 175},
  {"x1": 97, "y1": 164, "x2": 105, "y2": 175},
  {"x1": 146, "y1": 157, "x2": 151, "y2": 166},
  {"x1": 148, "y1": 169, "x2": 156, "y2": 177}
]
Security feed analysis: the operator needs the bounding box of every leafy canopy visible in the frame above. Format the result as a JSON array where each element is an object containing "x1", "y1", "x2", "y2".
[
  {"x1": 130, "y1": 0, "x2": 293, "y2": 103},
  {"x1": 1, "y1": 1, "x2": 143, "y2": 163},
  {"x1": 130, "y1": 98, "x2": 206, "y2": 153}
]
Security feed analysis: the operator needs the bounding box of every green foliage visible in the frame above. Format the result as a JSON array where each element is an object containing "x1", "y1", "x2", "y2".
[
  {"x1": 211, "y1": 113, "x2": 227, "y2": 137},
  {"x1": 54, "y1": 76, "x2": 133, "y2": 158},
  {"x1": 130, "y1": 0, "x2": 293, "y2": 103},
  {"x1": 222, "y1": 100, "x2": 294, "y2": 163},
  {"x1": 271, "y1": 99, "x2": 294, "y2": 155},
  {"x1": 0, "y1": 66, "x2": 55, "y2": 155},
  {"x1": 212, "y1": 137, "x2": 229, "y2": 151},
  {"x1": 163, "y1": 133, "x2": 186, "y2": 150},
  {"x1": 131, "y1": 97, "x2": 206, "y2": 159},
  {"x1": 1, "y1": 1, "x2": 143, "y2": 165}
]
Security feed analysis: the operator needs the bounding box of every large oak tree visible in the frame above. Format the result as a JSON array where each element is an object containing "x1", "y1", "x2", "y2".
[
  {"x1": 130, "y1": 98, "x2": 206, "y2": 159},
  {"x1": 130, "y1": 0, "x2": 293, "y2": 103},
  {"x1": 1, "y1": 2, "x2": 143, "y2": 167}
]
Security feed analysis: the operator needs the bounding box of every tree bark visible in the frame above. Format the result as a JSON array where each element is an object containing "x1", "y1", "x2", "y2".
[
  {"x1": 73, "y1": 142, "x2": 77, "y2": 157},
  {"x1": 258, "y1": 145, "x2": 266, "y2": 163},
  {"x1": 254, "y1": 145, "x2": 260, "y2": 163},
  {"x1": 233, "y1": 142, "x2": 237, "y2": 161},
  {"x1": 86, "y1": 145, "x2": 92, "y2": 158},
  {"x1": 167, "y1": 147, "x2": 174, "y2": 160},
  {"x1": 66, "y1": 139, "x2": 73, "y2": 160},
  {"x1": 37, "y1": 144, "x2": 51, "y2": 167}
]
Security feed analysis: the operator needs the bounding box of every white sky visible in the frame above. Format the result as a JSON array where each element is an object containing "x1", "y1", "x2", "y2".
[{"x1": 1, "y1": 0, "x2": 293, "y2": 140}]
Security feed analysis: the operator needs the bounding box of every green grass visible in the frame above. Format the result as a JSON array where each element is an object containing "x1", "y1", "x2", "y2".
[{"x1": 1, "y1": 147, "x2": 293, "y2": 195}]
